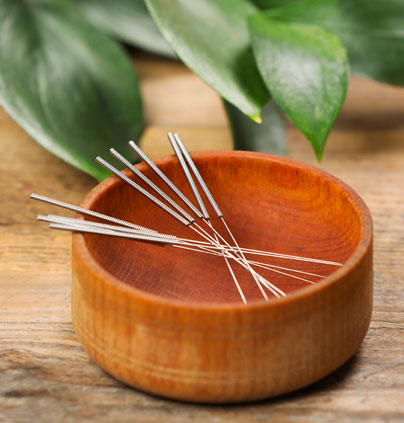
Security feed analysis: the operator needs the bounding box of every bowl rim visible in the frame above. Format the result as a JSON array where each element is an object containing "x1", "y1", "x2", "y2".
[{"x1": 72, "y1": 150, "x2": 373, "y2": 313}]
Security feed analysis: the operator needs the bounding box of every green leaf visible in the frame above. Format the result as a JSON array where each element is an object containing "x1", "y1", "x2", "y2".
[
  {"x1": 0, "y1": 0, "x2": 143, "y2": 181},
  {"x1": 75, "y1": 0, "x2": 175, "y2": 58},
  {"x1": 264, "y1": 0, "x2": 404, "y2": 86},
  {"x1": 224, "y1": 99, "x2": 286, "y2": 155},
  {"x1": 145, "y1": 0, "x2": 269, "y2": 119},
  {"x1": 251, "y1": 0, "x2": 303, "y2": 9},
  {"x1": 249, "y1": 14, "x2": 348, "y2": 159}
]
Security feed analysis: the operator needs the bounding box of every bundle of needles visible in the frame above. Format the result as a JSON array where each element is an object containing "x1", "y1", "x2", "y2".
[{"x1": 31, "y1": 133, "x2": 342, "y2": 304}]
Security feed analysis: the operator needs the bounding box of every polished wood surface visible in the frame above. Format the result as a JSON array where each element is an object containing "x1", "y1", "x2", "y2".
[
  {"x1": 72, "y1": 151, "x2": 372, "y2": 402},
  {"x1": 78, "y1": 152, "x2": 366, "y2": 303},
  {"x1": 1, "y1": 52, "x2": 403, "y2": 419}
]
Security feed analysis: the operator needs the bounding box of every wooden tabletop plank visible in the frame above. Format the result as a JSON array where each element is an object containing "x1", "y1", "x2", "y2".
[{"x1": 0, "y1": 53, "x2": 403, "y2": 422}]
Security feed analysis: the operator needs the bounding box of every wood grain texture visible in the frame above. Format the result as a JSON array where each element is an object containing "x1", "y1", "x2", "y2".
[
  {"x1": 78, "y1": 152, "x2": 368, "y2": 302},
  {"x1": 71, "y1": 151, "x2": 372, "y2": 402},
  {"x1": 0, "y1": 51, "x2": 403, "y2": 419}
]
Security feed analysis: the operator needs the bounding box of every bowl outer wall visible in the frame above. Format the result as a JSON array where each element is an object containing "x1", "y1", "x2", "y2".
[{"x1": 71, "y1": 151, "x2": 373, "y2": 402}]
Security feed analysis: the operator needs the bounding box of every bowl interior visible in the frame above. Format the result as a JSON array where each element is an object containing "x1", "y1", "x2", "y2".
[{"x1": 82, "y1": 152, "x2": 363, "y2": 304}]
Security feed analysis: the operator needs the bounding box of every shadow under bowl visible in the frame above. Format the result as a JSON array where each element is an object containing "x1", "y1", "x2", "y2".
[{"x1": 72, "y1": 151, "x2": 373, "y2": 403}]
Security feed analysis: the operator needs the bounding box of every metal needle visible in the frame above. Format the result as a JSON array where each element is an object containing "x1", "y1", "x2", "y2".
[
  {"x1": 30, "y1": 193, "x2": 158, "y2": 234},
  {"x1": 171, "y1": 133, "x2": 271, "y2": 300},
  {"x1": 128, "y1": 141, "x2": 203, "y2": 218}
]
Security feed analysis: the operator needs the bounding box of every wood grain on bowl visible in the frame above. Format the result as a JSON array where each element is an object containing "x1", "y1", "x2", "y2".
[{"x1": 71, "y1": 151, "x2": 373, "y2": 403}]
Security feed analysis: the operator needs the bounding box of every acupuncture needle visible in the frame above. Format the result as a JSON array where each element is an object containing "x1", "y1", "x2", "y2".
[
  {"x1": 96, "y1": 157, "x2": 192, "y2": 227},
  {"x1": 97, "y1": 155, "x2": 284, "y2": 298},
  {"x1": 38, "y1": 214, "x2": 212, "y2": 247},
  {"x1": 121, "y1": 141, "x2": 330, "y2": 288},
  {"x1": 173, "y1": 243, "x2": 318, "y2": 284},
  {"x1": 31, "y1": 192, "x2": 338, "y2": 268},
  {"x1": 96, "y1": 155, "x2": 244, "y2": 273},
  {"x1": 171, "y1": 134, "x2": 342, "y2": 273},
  {"x1": 129, "y1": 140, "x2": 203, "y2": 219},
  {"x1": 104, "y1": 149, "x2": 231, "y2": 251},
  {"x1": 108, "y1": 146, "x2": 237, "y2": 279},
  {"x1": 30, "y1": 193, "x2": 159, "y2": 234},
  {"x1": 43, "y1": 213, "x2": 323, "y2": 284},
  {"x1": 96, "y1": 156, "x2": 263, "y2": 300},
  {"x1": 165, "y1": 133, "x2": 248, "y2": 301},
  {"x1": 170, "y1": 133, "x2": 272, "y2": 299},
  {"x1": 171, "y1": 133, "x2": 255, "y2": 260},
  {"x1": 48, "y1": 223, "x2": 175, "y2": 245},
  {"x1": 167, "y1": 133, "x2": 251, "y2": 299},
  {"x1": 233, "y1": 249, "x2": 342, "y2": 266},
  {"x1": 96, "y1": 156, "x2": 227, "y2": 250},
  {"x1": 128, "y1": 142, "x2": 342, "y2": 269},
  {"x1": 109, "y1": 148, "x2": 196, "y2": 224},
  {"x1": 32, "y1": 196, "x2": 329, "y2": 287},
  {"x1": 42, "y1": 217, "x2": 315, "y2": 288},
  {"x1": 129, "y1": 140, "x2": 245, "y2": 263},
  {"x1": 168, "y1": 135, "x2": 283, "y2": 299},
  {"x1": 37, "y1": 214, "x2": 175, "y2": 238},
  {"x1": 127, "y1": 141, "x2": 245, "y2": 265},
  {"x1": 31, "y1": 157, "x2": 337, "y2": 294}
]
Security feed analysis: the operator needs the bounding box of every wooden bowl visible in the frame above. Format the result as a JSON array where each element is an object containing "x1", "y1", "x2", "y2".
[{"x1": 71, "y1": 151, "x2": 373, "y2": 403}]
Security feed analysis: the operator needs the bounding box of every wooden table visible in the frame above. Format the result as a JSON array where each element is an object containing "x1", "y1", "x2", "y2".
[{"x1": 1, "y1": 53, "x2": 403, "y2": 422}]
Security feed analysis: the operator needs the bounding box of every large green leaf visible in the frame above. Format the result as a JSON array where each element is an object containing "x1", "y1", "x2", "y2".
[
  {"x1": 265, "y1": 0, "x2": 404, "y2": 85},
  {"x1": 76, "y1": 0, "x2": 175, "y2": 58},
  {"x1": 249, "y1": 14, "x2": 348, "y2": 159},
  {"x1": 145, "y1": 0, "x2": 269, "y2": 120},
  {"x1": 224, "y1": 99, "x2": 285, "y2": 155},
  {"x1": 0, "y1": 0, "x2": 142, "y2": 181}
]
